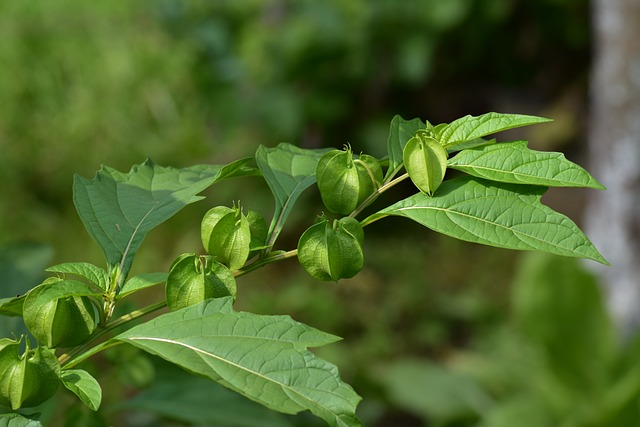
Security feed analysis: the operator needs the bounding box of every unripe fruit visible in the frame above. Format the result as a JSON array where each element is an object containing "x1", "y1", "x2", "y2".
[
  {"x1": 247, "y1": 209, "x2": 269, "y2": 258},
  {"x1": 166, "y1": 253, "x2": 237, "y2": 311},
  {"x1": 297, "y1": 217, "x2": 364, "y2": 282},
  {"x1": 201, "y1": 205, "x2": 252, "y2": 271},
  {"x1": 316, "y1": 147, "x2": 383, "y2": 215},
  {"x1": 403, "y1": 132, "x2": 448, "y2": 196},
  {"x1": 0, "y1": 336, "x2": 60, "y2": 410},
  {"x1": 23, "y1": 280, "x2": 97, "y2": 348}
]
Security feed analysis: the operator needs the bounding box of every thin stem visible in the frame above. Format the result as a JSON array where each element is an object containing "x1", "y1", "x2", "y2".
[
  {"x1": 349, "y1": 173, "x2": 410, "y2": 219},
  {"x1": 236, "y1": 249, "x2": 298, "y2": 278},
  {"x1": 59, "y1": 300, "x2": 167, "y2": 367}
]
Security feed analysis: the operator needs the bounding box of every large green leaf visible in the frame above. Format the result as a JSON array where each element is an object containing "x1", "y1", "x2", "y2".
[
  {"x1": 115, "y1": 298, "x2": 363, "y2": 427},
  {"x1": 385, "y1": 115, "x2": 426, "y2": 178},
  {"x1": 436, "y1": 112, "x2": 552, "y2": 148},
  {"x1": 448, "y1": 141, "x2": 605, "y2": 189},
  {"x1": 365, "y1": 176, "x2": 607, "y2": 264},
  {"x1": 73, "y1": 158, "x2": 257, "y2": 278},
  {"x1": 118, "y1": 272, "x2": 168, "y2": 299},
  {"x1": 256, "y1": 143, "x2": 331, "y2": 249}
]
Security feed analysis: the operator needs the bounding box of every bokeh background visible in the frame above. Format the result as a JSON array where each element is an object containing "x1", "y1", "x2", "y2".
[{"x1": 1, "y1": 1, "x2": 639, "y2": 426}]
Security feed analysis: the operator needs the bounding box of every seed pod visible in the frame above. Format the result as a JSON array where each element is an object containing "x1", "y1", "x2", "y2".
[
  {"x1": 297, "y1": 216, "x2": 364, "y2": 282},
  {"x1": 201, "y1": 205, "x2": 252, "y2": 270},
  {"x1": 247, "y1": 209, "x2": 269, "y2": 258},
  {"x1": 166, "y1": 253, "x2": 237, "y2": 311},
  {"x1": 0, "y1": 336, "x2": 60, "y2": 410},
  {"x1": 316, "y1": 147, "x2": 383, "y2": 215},
  {"x1": 403, "y1": 133, "x2": 448, "y2": 196},
  {"x1": 23, "y1": 280, "x2": 97, "y2": 348}
]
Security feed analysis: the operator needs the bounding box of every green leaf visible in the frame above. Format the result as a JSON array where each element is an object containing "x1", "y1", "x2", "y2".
[
  {"x1": 73, "y1": 157, "x2": 257, "y2": 278},
  {"x1": 365, "y1": 176, "x2": 608, "y2": 264},
  {"x1": 445, "y1": 137, "x2": 496, "y2": 154},
  {"x1": 375, "y1": 358, "x2": 491, "y2": 422},
  {"x1": 115, "y1": 298, "x2": 363, "y2": 427},
  {"x1": 22, "y1": 280, "x2": 101, "y2": 305},
  {"x1": 60, "y1": 369, "x2": 102, "y2": 411},
  {"x1": 385, "y1": 115, "x2": 426, "y2": 178},
  {"x1": 45, "y1": 262, "x2": 109, "y2": 292},
  {"x1": 448, "y1": 141, "x2": 605, "y2": 189},
  {"x1": 0, "y1": 296, "x2": 25, "y2": 317},
  {"x1": 118, "y1": 272, "x2": 168, "y2": 299},
  {"x1": 436, "y1": 112, "x2": 552, "y2": 147},
  {"x1": 0, "y1": 412, "x2": 43, "y2": 427},
  {"x1": 112, "y1": 360, "x2": 294, "y2": 427},
  {"x1": 256, "y1": 143, "x2": 332, "y2": 250}
]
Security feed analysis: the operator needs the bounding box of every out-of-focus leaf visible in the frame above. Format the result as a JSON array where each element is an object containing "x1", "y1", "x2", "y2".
[{"x1": 376, "y1": 358, "x2": 492, "y2": 422}]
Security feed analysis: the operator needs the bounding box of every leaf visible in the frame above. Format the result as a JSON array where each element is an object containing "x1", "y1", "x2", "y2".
[
  {"x1": 73, "y1": 158, "x2": 257, "y2": 278},
  {"x1": 448, "y1": 141, "x2": 605, "y2": 189},
  {"x1": 256, "y1": 143, "x2": 332, "y2": 249},
  {"x1": 0, "y1": 412, "x2": 43, "y2": 427},
  {"x1": 112, "y1": 359, "x2": 294, "y2": 427},
  {"x1": 118, "y1": 272, "x2": 168, "y2": 299},
  {"x1": 0, "y1": 296, "x2": 25, "y2": 317},
  {"x1": 385, "y1": 115, "x2": 426, "y2": 178},
  {"x1": 375, "y1": 358, "x2": 491, "y2": 422},
  {"x1": 23, "y1": 280, "x2": 101, "y2": 306},
  {"x1": 365, "y1": 176, "x2": 608, "y2": 264},
  {"x1": 45, "y1": 262, "x2": 109, "y2": 292},
  {"x1": 445, "y1": 137, "x2": 496, "y2": 154},
  {"x1": 61, "y1": 369, "x2": 102, "y2": 411},
  {"x1": 436, "y1": 112, "x2": 552, "y2": 147},
  {"x1": 115, "y1": 298, "x2": 363, "y2": 427}
]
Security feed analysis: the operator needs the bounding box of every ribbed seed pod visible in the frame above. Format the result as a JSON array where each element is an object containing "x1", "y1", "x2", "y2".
[
  {"x1": 297, "y1": 217, "x2": 364, "y2": 282},
  {"x1": 166, "y1": 253, "x2": 236, "y2": 311},
  {"x1": 0, "y1": 336, "x2": 60, "y2": 410},
  {"x1": 23, "y1": 281, "x2": 96, "y2": 348},
  {"x1": 403, "y1": 132, "x2": 448, "y2": 196},
  {"x1": 200, "y1": 205, "x2": 252, "y2": 271},
  {"x1": 316, "y1": 147, "x2": 383, "y2": 215}
]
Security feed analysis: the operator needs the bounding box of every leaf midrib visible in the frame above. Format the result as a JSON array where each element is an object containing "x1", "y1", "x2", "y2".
[{"x1": 126, "y1": 336, "x2": 349, "y2": 411}]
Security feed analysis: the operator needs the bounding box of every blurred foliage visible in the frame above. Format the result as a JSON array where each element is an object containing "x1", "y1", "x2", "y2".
[{"x1": 0, "y1": 0, "x2": 624, "y2": 426}]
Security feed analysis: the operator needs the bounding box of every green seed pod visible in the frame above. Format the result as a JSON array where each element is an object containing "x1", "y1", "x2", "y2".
[
  {"x1": 0, "y1": 336, "x2": 60, "y2": 410},
  {"x1": 316, "y1": 147, "x2": 383, "y2": 215},
  {"x1": 247, "y1": 209, "x2": 269, "y2": 258},
  {"x1": 166, "y1": 253, "x2": 237, "y2": 311},
  {"x1": 23, "y1": 281, "x2": 97, "y2": 348},
  {"x1": 403, "y1": 133, "x2": 448, "y2": 196},
  {"x1": 201, "y1": 205, "x2": 252, "y2": 270},
  {"x1": 297, "y1": 216, "x2": 364, "y2": 282}
]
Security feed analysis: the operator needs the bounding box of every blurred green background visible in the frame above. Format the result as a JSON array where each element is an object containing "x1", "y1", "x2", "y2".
[{"x1": 2, "y1": 1, "x2": 638, "y2": 426}]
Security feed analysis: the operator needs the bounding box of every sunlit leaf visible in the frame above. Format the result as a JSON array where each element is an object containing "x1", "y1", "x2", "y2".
[
  {"x1": 0, "y1": 412, "x2": 43, "y2": 427},
  {"x1": 448, "y1": 141, "x2": 605, "y2": 189},
  {"x1": 436, "y1": 112, "x2": 552, "y2": 148},
  {"x1": 73, "y1": 158, "x2": 257, "y2": 277},
  {"x1": 365, "y1": 176, "x2": 607, "y2": 264},
  {"x1": 115, "y1": 298, "x2": 363, "y2": 427}
]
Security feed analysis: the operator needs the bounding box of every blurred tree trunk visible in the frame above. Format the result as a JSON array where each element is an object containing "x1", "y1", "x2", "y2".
[{"x1": 586, "y1": 0, "x2": 640, "y2": 336}]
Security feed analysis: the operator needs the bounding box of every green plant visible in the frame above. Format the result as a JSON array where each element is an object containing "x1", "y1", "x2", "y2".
[{"x1": 0, "y1": 112, "x2": 606, "y2": 426}]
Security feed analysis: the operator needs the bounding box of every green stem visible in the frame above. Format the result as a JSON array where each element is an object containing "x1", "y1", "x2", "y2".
[
  {"x1": 349, "y1": 173, "x2": 410, "y2": 219},
  {"x1": 59, "y1": 300, "x2": 167, "y2": 367},
  {"x1": 236, "y1": 249, "x2": 298, "y2": 278}
]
